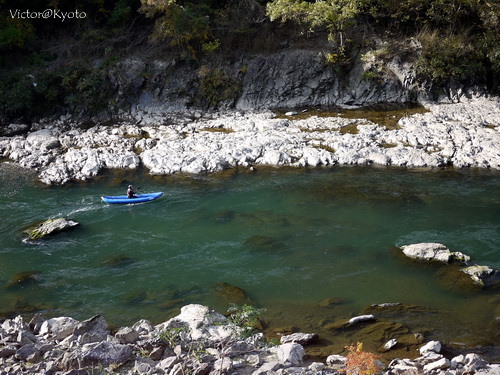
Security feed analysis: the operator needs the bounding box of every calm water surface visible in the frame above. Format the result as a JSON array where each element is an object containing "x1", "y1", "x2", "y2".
[{"x1": 0, "y1": 163, "x2": 498, "y2": 359}]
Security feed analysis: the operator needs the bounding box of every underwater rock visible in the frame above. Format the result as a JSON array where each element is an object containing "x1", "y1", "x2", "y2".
[
  {"x1": 23, "y1": 218, "x2": 79, "y2": 240},
  {"x1": 214, "y1": 282, "x2": 253, "y2": 306},
  {"x1": 319, "y1": 297, "x2": 344, "y2": 307},
  {"x1": 435, "y1": 265, "x2": 485, "y2": 293},
  {"x1": 460, "y1": 265, "x2": 500, "y2": 288},
  {"x1": 101, "y1": 255, "x2": 135, "y2": 268},
  {"x1": 244, "y1": 235, "x2": 284, "y2": 252},
  {"x1": 214, "y1": 210, "x2": 235, "y2": 223},
  {"x1": 364, "y1": 302, "x2": 434, "y2": 315},
  {"x1": 6, "y1": 271, "x2": 41, "y2": 289},
  {"x1": 159, "y1": 297, "x2": 185, "y2": 310}
]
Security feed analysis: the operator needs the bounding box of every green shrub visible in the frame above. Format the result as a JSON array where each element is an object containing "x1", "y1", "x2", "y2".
[
  {"x1": 0, "y1": 67, "x2": 62, "y2": 120},
  {"x1": 158, "y1": 326, "x2": 187, "y2": 348},
  {"x1": 416, "y1": 30, "x2": 486, "y2": 86},
  {"x1": 0, "y1": 17, "x2": 35, "y2": 51},
  {"x1": 266, "y1": 0, "x2": 360, "y2": 44},
  {"x1": 61, "y1": 63, "x2": 112, "y2": 112},
  {"x1": 227, "y1": 303, "x2": 265, "y2": 337}
]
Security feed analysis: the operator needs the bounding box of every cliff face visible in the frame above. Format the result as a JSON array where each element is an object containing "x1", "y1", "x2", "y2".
[
  {"x1": 111, "y1": 50, "x2": 415, "y2": 116},
  {"x1": 107, "y1": 43, "x2": 488, "y2": 118},
  {"x1": 235, "y1": 49, "x2": 412, "y2": 110}
]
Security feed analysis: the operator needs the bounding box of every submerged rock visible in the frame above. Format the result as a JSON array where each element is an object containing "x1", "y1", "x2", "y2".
[
  {"x1": 244, "y1": 235, "x2": 284, "y2": 252},
  {"x1": 400, "y1": 243, "x2": 500, "y2": 292},
  {"x1": 364, "y1": 302, "x2": 433, "y2": 315},
  {"x1": 214, "y1": 282, "x2": 253, "y2": 306},
  {"x1": 23, "y1": 217, "x2": 79, "y2": 240},
  {"x1": 101, "y1": 254, "x2": 135, "y2": 268},
  {"x1": 6, "y1": 271, "x2": 41, "y2": 289},
  {"x1": 460, "y1": 265, "x2": 500, "y2": 288}
]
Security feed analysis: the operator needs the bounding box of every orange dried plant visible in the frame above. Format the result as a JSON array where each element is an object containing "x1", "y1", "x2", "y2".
[{"x1": 344, "y1": 342, "x2": 381, "y2": 375}]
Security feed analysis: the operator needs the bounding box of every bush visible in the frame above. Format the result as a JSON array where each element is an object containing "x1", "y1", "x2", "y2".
[
  {"x1": 344, "y1": 342, "x2": 381, "y2": 375},
  {"x1": 61, "y1": 63, "x2": 112, "y2": 112},
  {"x1": 0, "y1": 67, "x2": 62, "y2": 120},
  {"x1": 227, "y1": 304, "x2": 265, "y2": 337},
  {"x1": 416, "y1": 30, "x2": 486, "y2": 86}
]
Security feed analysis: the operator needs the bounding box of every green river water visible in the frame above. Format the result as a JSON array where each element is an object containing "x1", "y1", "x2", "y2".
[{"x1": 0, "y1": 163, "x2": 499, "y2": 360}]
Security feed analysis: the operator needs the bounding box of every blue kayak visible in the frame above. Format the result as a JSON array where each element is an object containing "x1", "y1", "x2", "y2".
[{"x1": 101, "y1": 192, "x2": 163, "y2": 204}]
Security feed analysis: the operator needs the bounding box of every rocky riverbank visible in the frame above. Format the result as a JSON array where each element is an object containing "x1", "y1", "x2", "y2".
[
  {"x1": 0, "y1": 98, "x2": 498, "y2": 185},
  {"x1": 1, "y1": 304, "x2": 498, "y2": 375}
]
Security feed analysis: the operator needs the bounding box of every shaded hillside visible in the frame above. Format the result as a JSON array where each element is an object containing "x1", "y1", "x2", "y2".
[{"x1": 0, "y1": 0, "x2": 498, "y2": 123}]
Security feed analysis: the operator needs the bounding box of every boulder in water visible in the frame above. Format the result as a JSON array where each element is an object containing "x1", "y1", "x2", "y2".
[
  {"x1": 399, "y1": 243, "x2": 470, "y2": 264},
  {"x1": 23, "y1": 218, "x2": 79, "y2": 240},
  {"x1": 460, "y1": 265, "x2": 500, "y2": 288}
]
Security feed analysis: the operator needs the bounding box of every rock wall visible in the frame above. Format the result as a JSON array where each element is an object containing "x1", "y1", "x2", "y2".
[
  {"x1": 110, "y1": 46, "x2": 422, "y2": 117},
  {"x1": 234, "y1": 49, "x2": 413, "y2": 110}
]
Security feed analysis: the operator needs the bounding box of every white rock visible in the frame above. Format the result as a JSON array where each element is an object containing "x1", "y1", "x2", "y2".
[
  {"x1": 347, "y1": 314, "x2": 375, "y2": 325},
  {"x1": 401, "y1": 243, "x2": 468, "y2": 263},
  {"x1": 155, "y1": 304, "x2": 239, "y2": 344},
  {"x1": 115, "y1": 327, "x2": 139, "y2": 344},
  {"x1": 423, "y1": 357, "x2": 450, "y2": 372},
  {"x1": 326, "y1": 354, "x2": 347, "y2": 366},
  {"x1": 280, "y1": 332, "x2": 317, "y2": 345},
  {"x1": 451, "y1": 354, "x2": 465, "y2": 369},
  {"x1": 132, "y1": 319, "x2": 154, "y2": 336},
  {"x1": 39, "y1": 317, "x2": 79, "y2": 341},
  {"x1": 309, "y1": 362, "x2": 325, "y2": 371},
  {"x1": 276, "y1": 343, "x2": 305, "y2": 366},
  {"x1": 464, "y1": 353, "x2": 488, "y2": 371},
  {"x1": 419, "y1": 340, "x2": 442, "y2": 355},
  {"x1": 213, "y1": 357, "x2": 232, "y2": 373},
  {"x1": 383, "y1": 338, "x2": 398, "y2": 350}
]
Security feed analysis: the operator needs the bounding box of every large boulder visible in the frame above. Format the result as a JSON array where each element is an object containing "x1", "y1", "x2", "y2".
[
  {"x1": 276, "y1": 342, "x2": 306, "y2": 367},
  {"x1": 399, "y1": 243, "x2": 470, "y2": 264},
  {"x1": 26, "y1": 129, "x2": 60, "y2": 151},
  {"x1": 39, "y1": 317, "x2": 79, "y2": 341},
  {"x1": 60, "y1": 341, "x2": 133, "y2": 370},
  {"x1": 23, "y1": 218, "x2": 79, "y2": 240},
  {"x1": 155, "y1": 304, "x2": 241, "y2": 344}
]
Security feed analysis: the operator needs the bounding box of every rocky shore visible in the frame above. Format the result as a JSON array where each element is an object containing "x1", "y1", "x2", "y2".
[
  {"x1": 1, "y1": 304, "x2": 498, "y2": 375},
  {"x1": 0, "y1": 98, "x2": 498, "y2": 185}
]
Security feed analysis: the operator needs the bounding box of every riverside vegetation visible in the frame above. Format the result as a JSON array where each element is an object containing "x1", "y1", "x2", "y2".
[{"x1": 0, "y1": 0, "x2": 499, "y2": 123}]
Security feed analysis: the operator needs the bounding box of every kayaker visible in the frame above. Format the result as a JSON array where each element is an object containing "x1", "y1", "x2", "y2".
[{"x1": 127, "y1": 185, "x2": 137, "y2": 198}]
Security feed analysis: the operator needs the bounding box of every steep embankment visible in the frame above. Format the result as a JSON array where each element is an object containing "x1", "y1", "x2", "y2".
[{"x1": 72, "y1": 43, "x2": 487, "y2": 118}]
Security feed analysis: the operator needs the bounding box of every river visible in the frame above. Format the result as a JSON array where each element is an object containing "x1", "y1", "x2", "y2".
[{"x1": 0, "y1": 162, "x2": 498, "y2": 361}]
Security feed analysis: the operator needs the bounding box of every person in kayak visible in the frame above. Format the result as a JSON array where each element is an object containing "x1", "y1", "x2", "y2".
[{"x1": 127, "y1": 185, "x2": 137, "y2": 198}]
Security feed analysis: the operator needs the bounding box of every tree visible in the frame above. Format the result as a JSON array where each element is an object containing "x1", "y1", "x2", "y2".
[{"x1": 266, "y1": 0, "x2": 361, "y2": 46}]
